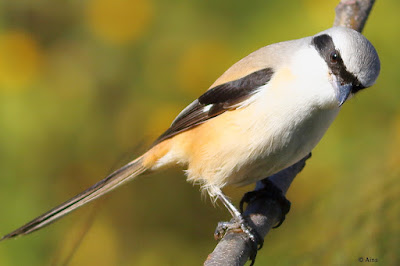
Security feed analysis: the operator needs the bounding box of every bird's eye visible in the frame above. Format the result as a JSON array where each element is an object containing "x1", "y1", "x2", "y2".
[{"x1": 330, "y1": 51, "x2": 339, "y2": 64}]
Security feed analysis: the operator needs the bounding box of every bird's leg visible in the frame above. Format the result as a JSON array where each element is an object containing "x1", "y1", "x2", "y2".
[
  {"x1": 240, "y1": 178, "x2": 291, "y2": 228},
  {"x1": 213, "y1": 188, "x2": 262, "y2": 264}
]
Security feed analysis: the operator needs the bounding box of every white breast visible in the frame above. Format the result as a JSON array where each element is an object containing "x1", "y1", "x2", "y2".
[
  {"x1": 184, "y1": 62, "x2": 340, "y2": 190},
  {"x1": 222, "y1": 82, "x2": 340, "y2": 187}
]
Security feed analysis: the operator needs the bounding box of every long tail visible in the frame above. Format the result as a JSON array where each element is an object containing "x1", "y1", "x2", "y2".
[{"x1": 1, "y1": 156, "x2": 148, "y2": 241}]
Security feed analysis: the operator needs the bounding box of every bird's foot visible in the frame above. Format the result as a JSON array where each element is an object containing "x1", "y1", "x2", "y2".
[
  {"x1": 214, "y1": 214, "x2": 263, "y2": 265},
  {"x1": 240, "y1": 178, "x2": 291, "y2": 228}
]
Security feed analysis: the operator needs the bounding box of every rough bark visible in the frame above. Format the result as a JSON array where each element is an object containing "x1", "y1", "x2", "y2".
[{"x1": 334, "y1": 0, "x2": 376, "y2": 32}]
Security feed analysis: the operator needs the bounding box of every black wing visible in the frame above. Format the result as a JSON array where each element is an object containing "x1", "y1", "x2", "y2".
[{"x1": 153, "y1": 67, "x2": 274, "y2": 145}]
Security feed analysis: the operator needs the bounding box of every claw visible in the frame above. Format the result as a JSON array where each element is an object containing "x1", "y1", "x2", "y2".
[
  {"x1": 214, "y1": 221, "x2": 236, "y2": 240},
  {"x1": 240, "y1": 179, "x2": 291, "y2": 229},
  {"x1": 213, "y1": 215, "x2": 263, "y2": 265},
  {"x1": 212, "y1": 186, "x2": 265, "y2": 265}
]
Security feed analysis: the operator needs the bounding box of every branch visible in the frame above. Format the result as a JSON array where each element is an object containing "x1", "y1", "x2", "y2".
[
  {"x1": 205, "y1": 155, "x2": 311, "y2": 266},
  {"x1": 334, "y1": 0, "x2": 376, "y2": 32},
  {"x1": 204, "y1": 0, "x2": 376, "y2": 265}
]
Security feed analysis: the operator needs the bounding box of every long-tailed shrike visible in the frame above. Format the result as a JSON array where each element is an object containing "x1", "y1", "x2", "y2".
[{"x1": 1, "y1": 27, "x2": 380, "y2": 247}]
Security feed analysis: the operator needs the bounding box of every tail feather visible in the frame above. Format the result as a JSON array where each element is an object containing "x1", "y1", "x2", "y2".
[{"x1": 1, "y1": 156, "x2": 147, "y2": 241}]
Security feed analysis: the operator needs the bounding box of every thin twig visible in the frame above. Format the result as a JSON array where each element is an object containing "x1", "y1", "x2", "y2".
[
  {"x1": 204, "y1": 155, "x2": 310, "y2": 266},
  {"x1": 334, "y1": 0, "x2": 376, "y2": 32}
]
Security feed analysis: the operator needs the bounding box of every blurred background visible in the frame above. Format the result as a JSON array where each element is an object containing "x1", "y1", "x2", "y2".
[{"x1": 0, "y1": 0, "x2": 399, "y2": 265}]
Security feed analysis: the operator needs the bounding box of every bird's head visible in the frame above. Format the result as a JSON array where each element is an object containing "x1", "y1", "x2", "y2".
[{"x1": 312, "y1": 26, "x2": 380, "y2": 106}]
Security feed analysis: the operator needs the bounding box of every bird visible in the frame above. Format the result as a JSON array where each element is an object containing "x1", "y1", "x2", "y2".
[{"x1": 1, "y1": 26, "x2": 380, "y2": 246}]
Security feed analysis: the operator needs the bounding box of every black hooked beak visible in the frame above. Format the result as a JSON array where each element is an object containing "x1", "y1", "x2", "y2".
[
  {"x1": 337, "y1": 83, "x2": 352, "y2": 106},
  {"x1": 337, "y1": 81, "x2": 365, "y2": 107}
]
